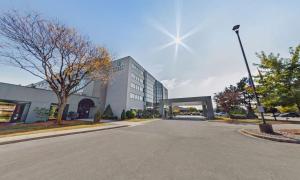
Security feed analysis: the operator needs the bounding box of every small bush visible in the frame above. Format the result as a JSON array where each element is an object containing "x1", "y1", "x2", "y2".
[
  {"x1": 126, "y1": 109, "x2": 136, "y2": 119},
  {"x1": 278, "y1": 105, "x2": 299, "y2": 113},
  {"x1": 141, "y1": 109, "x2": 152, "y2": 118},
  {"x1": 229, "y1": 114, "x2": 248, "y2": 119},
  {"x1": 229, "y1": 107, "x2": 247, "y2": 115},
  {"x1": 136, "y1": 109, "x2": 143, "y2": 118},
  {"x1": 103, "y1": 104, "x2": 114, "y2": 119},
  {"x1": 121, "y1": 109, "x2": 127, "y2": 120},
  {"x1": 93, "y1": 110, "x2": 101, "y2": 123}
]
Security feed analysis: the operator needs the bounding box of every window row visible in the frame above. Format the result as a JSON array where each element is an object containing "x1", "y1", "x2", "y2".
[
  {"x1": 112, "y1": 65, "x2": 124, "y2": 72},
  {"x1": 145, "y1": 78, "x2": 155, "y2": 85},
  {"x1": 145, "y1": 86, "x2": 154, "y2": 93},
  {"x1": 131, "y1": 63, "x2": 143, "y2": 75},
  {"x1": 131, "y1": 73, "x2": 143, "y2": 83},
  {"x1": 130, "y1": 83, "x2": 143, "y2": 92},
  {"x1": 130, "y1": 93, "x2": 143, "y2": 101},
  {"x1": 145, "y1": 98, "x2": 153, "y2": 103}
]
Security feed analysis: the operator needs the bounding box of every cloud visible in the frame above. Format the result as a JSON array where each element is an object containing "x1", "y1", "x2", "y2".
[
  {"x1": 161, "y1": 78, "x2": 192, "y2": 90},
  {"x1": 178, "y1": 79, "x2": 192, "y2": 87},
  {"x1": 161, "y1": 72, "x2": 245, "y2": 100},
  {"x1": 161, "y1": 78, "x2": 177, "y2": 90},
  {"x1": 149, "y1": 64, "x2": 164, "y2": 76}
]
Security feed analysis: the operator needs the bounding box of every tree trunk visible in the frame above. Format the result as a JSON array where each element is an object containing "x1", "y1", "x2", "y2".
[
  {"x1": 272, "y1": 112, "x2": 277, "y2": 121},
  {"x1": 246, "y1": 106, "x2": 257, "y2": 119},
  {"x1": 56, "y1": 96, "x2": 67, "y2": 125}
]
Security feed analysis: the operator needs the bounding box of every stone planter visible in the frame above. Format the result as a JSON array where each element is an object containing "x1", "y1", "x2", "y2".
[{"x1": 259, "y1": 123, "x2": 274, "y2": 134}]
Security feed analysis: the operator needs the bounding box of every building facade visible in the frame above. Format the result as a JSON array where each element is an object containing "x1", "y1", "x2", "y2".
[
  {"x1": 105, "y1": 56, "x2": 168, "y2": 117},
  {"x1": 0, "y1": 56, "x2": 168, "y2": 123}
]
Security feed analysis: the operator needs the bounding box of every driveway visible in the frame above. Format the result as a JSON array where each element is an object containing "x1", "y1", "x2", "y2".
[{"x1": 0, "y1": 120, "x2": 299, "y2": 180}]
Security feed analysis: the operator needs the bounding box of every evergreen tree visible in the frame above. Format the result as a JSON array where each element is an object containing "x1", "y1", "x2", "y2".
[
  {"x1": 121, "y1": 109, "x2": 126, "y2": 120},
  {"x1": 103, "y1": 105, "x2": 113, "y2": 118}
]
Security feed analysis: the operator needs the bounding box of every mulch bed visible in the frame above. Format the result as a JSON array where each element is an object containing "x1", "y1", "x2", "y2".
[
  {"x1": 0, "y1": 120, "x2": 94, "y2": 136},
  {"x1": 240, "y1": 129, "x2": 300, "y2": 144},
  {"x1": 215, "y1": 118, "x2": 300, "y2": 125},
  {"x1": 0, "y1": 120, "x2": 91, "y2": 127},
  {"x1": 279, "y1": 129, "x2": 300, "y2": 135}
]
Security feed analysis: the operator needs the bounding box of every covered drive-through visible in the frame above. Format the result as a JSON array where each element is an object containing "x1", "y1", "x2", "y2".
[{"x1": 159, "y1": 96, "x2": 214, "y2": 120}]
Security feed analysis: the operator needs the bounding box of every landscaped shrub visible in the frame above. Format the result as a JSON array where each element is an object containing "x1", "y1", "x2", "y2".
[
  {"x1": 229, "y1": 114, "x2": 248, "y2": 119},
  {"x1": 126, "y1": 109, "x2": 136, "y2": 119},
  {"x1": 229, "y1": 107, "x2": 247, "y2": 115},
  {"x1": 103, "y1": 104, "x2": 114, "y2": 119},
  {"x1": 278, "y1": 105, "x2": 299, "y2": 113},
  {"x1": 140, "y1": 109, "x2": 160, "y2": 119},
  {"x1": 142, "y1": 109, "x2": 154, "y2": 118},
  {"x1": 121, "y1": 109, "x2": 127, "y2": 120},
  {"x1": 136, "y1": 109, "x2": 143, "y2": 118},
  {"x1": 93, "y1": 110, "x2": 101, "y2": 123},
  {"x1": 48, "y1": 105, "x2": 58, "y2": 119}
]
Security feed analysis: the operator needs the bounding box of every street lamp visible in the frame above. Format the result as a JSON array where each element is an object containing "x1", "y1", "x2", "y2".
[{"x1": 232, "y1": 25, "x2": 273, "y2": 133}]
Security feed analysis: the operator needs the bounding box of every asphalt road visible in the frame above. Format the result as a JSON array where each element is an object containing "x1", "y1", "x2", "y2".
[{"x1": 0, "y1": 120, "x2": 300, "y2": 180}]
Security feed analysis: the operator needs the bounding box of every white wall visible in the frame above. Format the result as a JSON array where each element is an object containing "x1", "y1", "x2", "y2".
[
  {"x1": 0, "y1": 82, "x2": 100, "y2": 123},
  {"x1": 105, "y1": 57, "x2": 130, "y2": 118}
]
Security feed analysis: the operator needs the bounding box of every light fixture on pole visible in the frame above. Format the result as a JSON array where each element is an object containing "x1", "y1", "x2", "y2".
[{"x1": 232, "y1": 25, "x2": 273, "y2": 133}]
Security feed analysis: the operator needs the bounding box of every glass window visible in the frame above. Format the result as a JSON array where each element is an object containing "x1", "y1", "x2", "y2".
[{"x1": 0, "y1": 101, "x2": 16, "y2": 122}]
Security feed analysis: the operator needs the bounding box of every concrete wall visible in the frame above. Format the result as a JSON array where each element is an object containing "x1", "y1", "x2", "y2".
[
  {"x1": 105, "y1": 57, "x2": 130, "y2": 118},
  {"x1": 91, "y1": 80, "x2": 108, "y2": 113},
  {"x1": 0, "y1": 82, "x2": 100, "y2": 123},
  {"x1": 82, "y1": 81, "x2": 95, "y2": 97}
]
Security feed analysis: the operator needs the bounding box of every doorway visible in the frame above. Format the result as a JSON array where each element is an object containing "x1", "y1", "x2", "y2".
[{"x1": 77, "y1": 98, "x2": 95, "y2": 119}]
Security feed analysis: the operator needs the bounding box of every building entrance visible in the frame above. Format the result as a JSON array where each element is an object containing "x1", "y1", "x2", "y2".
[{"x1": 160, "y1": 96, "x2": 214, "y2": 120}]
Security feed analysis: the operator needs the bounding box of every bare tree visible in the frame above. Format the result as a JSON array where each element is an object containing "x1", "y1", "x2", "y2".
[{"x1": 0, "y1": 11, "x2": 112, "y2": 124}]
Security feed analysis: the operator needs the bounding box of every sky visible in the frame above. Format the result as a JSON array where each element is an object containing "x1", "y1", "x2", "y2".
[{"x1": 0, "y1": 0, "x2": 300, "y2": 99}]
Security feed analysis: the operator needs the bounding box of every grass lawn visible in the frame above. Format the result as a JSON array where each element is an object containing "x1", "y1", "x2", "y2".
[
  {"x1": 213, "y1": 116, "x2": 300, "y2": 124},
  {"x1": 0, "y1": 120, "x2": 107, "y2": 138}
]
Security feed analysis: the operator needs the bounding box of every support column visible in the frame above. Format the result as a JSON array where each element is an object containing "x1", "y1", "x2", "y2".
[
  {"x1": 169, "y1": 104, "x2": 173, "y2": 119},
  {"x1": 206, "y1": 97, "x2": 215, "y2": 120},
  {"x1": 159, "y1": 100, "x2": 165, "y2": 119},
  {"x1": 202, "y1": 104, "x2": 208, "y2": 118}
]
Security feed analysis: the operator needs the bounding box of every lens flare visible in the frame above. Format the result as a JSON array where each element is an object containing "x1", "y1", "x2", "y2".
[
  {"x1": 175, "y1": 36, "x2": 182, "y2": 45},
  {"x1": 152, "y1": 0, "x2": 200, "y2": 60}
]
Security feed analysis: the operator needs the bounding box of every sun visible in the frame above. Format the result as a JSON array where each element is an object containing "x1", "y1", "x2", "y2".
[
  {"x1": 152, "y1": 1, "x2": 201, "y2": 60},
  {"x1": 153, "y1": 22, "x2": 198, "y2": 60},
  {"x1": 175, "y1": 36, "x2": 182, "y2": 45}
]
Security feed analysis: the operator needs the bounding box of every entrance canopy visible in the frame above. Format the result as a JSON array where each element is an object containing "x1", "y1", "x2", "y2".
[{"x1": 160, "y1": 96, "x2": 214, "y2": 120}]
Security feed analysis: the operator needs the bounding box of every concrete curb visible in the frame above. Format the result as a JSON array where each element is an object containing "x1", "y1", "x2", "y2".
[
  {"x1": 0, "y1": 125, "x2": 129, "y2": 146},
  {"x1": 239, "y1": 129, "x2": 300, "y2": 144}
]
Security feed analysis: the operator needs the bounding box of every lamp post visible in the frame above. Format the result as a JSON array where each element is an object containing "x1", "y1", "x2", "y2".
[{"x1": 232, "y1": 25, "x2": 273, "y2": 133}]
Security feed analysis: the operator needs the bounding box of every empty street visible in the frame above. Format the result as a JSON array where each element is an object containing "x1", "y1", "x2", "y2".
[{"x1": 0, "y1": 120, "x2": 299, "y2": 180}]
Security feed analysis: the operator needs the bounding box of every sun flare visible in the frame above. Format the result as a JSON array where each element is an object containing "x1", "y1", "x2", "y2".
[
  {"x1": 175, "y1": 36, "x2": 182, "y2": 45},
  {"x1": 152, "y1": 1, "x2": 200, "y2": 60}
]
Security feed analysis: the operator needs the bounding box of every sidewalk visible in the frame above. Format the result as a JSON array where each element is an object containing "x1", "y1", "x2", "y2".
[
  {"x1": 0, "y1": 119, "x2": 160, "y2": 145},
  {"x1": 264, "y1": 116, "x2": 300, "y2": 122}
]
